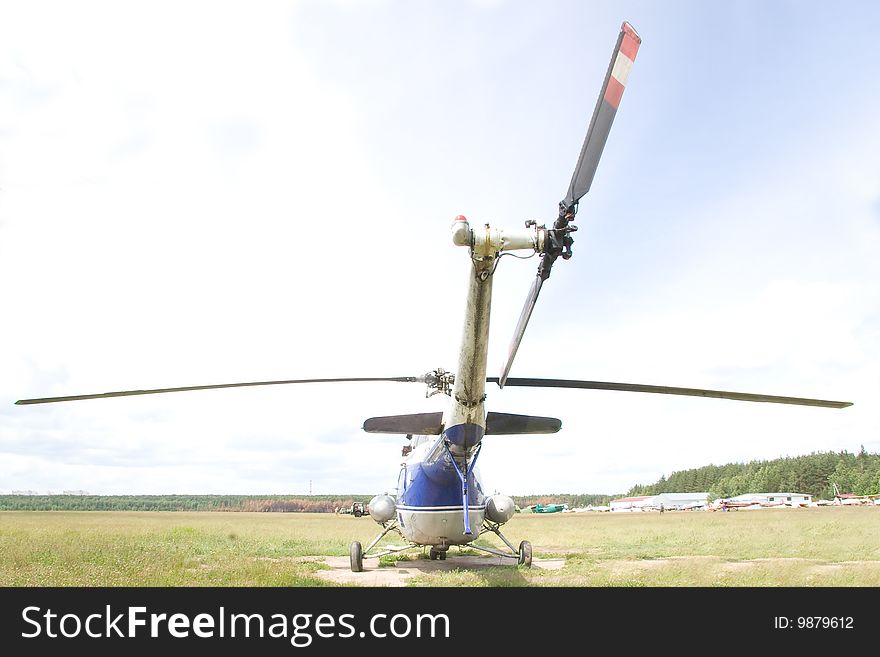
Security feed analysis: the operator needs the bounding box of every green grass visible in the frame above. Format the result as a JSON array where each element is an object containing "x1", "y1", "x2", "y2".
[
  {"x1": 1, "y1": 507, "x2": 878, "y2": 586},
  {"x1": 0, "y1": 512, "x2": 363, "y2": 586}
]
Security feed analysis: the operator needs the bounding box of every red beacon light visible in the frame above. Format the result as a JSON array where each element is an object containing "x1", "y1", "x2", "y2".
[{"x1": 451, "y1": 215, "x2": 471, "y2": 246}]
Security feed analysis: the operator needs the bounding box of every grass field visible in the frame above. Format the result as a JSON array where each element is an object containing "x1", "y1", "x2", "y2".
[{"x1": 2, "y1": 507, "x2": 878, "y2": 586}]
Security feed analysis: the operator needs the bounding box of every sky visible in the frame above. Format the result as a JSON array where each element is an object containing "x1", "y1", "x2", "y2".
[{"x1": 1, "y1": 0, "x2": 878, "y2": 497}]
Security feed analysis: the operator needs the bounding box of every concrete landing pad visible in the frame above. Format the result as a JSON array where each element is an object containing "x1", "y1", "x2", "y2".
[{"x1": 308, "y1": 554, "x2": 564, "y2": 586}]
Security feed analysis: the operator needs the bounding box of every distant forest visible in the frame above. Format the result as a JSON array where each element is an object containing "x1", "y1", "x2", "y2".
[
  {"x1": 512, "y1": 494, "x2": 616, "y2": 508},
  {"x1": 2, "y1": 449, "x2": 876, "y2": 511},
  {"x1": 627, "y1": 448, "x2": 880, "y2": 500},
  {"x1": 0, "y1": 495, "x2": 364, "y2": 513},
  {"x1": 0, "y1": 492, "x2": 618, "y2": 512}
]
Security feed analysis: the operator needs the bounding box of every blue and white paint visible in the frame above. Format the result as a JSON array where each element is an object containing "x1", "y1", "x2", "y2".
[{"x1": 395, "y1": 433, "x2": 487, "y2": 545}]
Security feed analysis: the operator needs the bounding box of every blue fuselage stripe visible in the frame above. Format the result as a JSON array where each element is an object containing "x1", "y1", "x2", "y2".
[{"x1": 398, "y1": 505, "x2": 487, "y2": 512}]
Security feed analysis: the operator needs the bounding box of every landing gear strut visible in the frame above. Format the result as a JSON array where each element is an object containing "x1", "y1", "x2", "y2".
[
  {"x1": 464, "y1": 520, "x2": 533, "y2": 568},
  {"x1": 349, "y1": 519, "x2": 533, "y2": 571},
  {"x1": 348, "y1": 520, "x2": 415, "y2": 572}
]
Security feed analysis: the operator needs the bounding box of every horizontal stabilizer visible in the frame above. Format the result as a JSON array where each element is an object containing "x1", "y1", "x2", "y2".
[
  {"x1": 485, "y1": 412, "x2": 561, "y2": 435},
  {"x1": 362, "y1": 412, "x2": 444, "y2": 434},
  {"x1": 362, "y1": 412, "x2": 562, "y2": 435}
]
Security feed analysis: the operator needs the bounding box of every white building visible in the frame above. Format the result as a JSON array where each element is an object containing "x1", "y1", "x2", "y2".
[
  {"x1": 609, "y1": 495, "x2": 655, "y2": 511},
  {"x1": 653, "y1": 492, "x2": 709, "y2": 510},
  {"x1": 610, "y1": 492, "x2": 711, "y2": 511},
  {"x1": 728, "y1": 492, "x2": 812, "y2": 507}
]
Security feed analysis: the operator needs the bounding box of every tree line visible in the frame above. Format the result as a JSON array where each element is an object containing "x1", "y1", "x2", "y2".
[
  {"x1": 0, "y1": 494, "x2": 368, "y2": 512},
  {"x1": 0, "y1": 492, "x2": 620, "y2": 512},
  {"x1": 626, "y1": 448, "x2": 880, "y2": 500},
  {"x1": 512, "y1": 494, "x2": 617, "y2": 508}
]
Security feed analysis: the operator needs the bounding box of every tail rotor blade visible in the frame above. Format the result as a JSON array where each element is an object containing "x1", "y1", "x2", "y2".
[
  {"x1": 488, "y1": 376, "x2": 853, "y2": 409},
  {"x1": 499, "y1": 275, "x2": 544, "y2": 388},
  {"x1": 562, "y1": 21, "x2": 641, "y2": 212},
  {"x1": 15, "y1": 376, "x2": 420, "y2": 405}
]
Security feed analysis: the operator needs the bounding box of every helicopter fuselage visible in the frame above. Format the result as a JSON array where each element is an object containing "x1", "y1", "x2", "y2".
[{"x1": 395, "y1": 434, "x2": 487, "y2": 546}]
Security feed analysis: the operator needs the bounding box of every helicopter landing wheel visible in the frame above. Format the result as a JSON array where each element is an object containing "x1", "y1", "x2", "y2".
[
  {"x1": 430, "y1": 547, "x2": 445, "y2": 561},
  {"x1": 350, "y1": 541, "x2": 363, "y2": 572},
  {"x1": 518, "y1": 540, "x2": 532, "y2": 568}
]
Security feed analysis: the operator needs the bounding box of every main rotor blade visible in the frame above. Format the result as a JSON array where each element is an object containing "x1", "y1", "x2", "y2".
[
  {"x1": 500, "y1": 24, "x2": 641, "y2": 388},
  {"x1": 498, "y1": 275, "x2": 544, "y2": 388},
  {"x1": 487, "y1": 377, "x2": 852, "y2": 409},
  {"x1": 15, "y1": 376, "x2": 419, "y2": 405},
  {"x1": 562, "y1": 21, "x2": 641, "y2": 211}
]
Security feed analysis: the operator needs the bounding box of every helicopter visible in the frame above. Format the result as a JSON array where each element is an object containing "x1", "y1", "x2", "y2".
[{"x1": 15, "y1": 22, "x2": 852, "y2": 573}]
